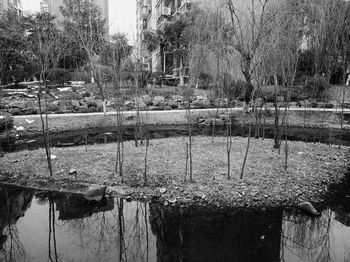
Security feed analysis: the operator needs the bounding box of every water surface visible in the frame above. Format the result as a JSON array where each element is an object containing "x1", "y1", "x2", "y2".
[{"x1": 1, "y1": 186, "x2": 350, "y2": 262}]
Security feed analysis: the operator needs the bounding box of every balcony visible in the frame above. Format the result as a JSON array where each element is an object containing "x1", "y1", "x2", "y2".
[
  {"x1": 140, "y1": 5, "x2": 151, "y2": 19},
  {"x1": 157, "y1": 15, "x2": 171, "y2": 30},
  {"x1": 172, "y1": 0, "x2": 191, "y2": 16},
  {"x1": 179, "y1": 0, "x2": 191, "y2": 11}
]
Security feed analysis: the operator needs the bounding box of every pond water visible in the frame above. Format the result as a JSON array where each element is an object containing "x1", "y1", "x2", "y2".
[
  {"x1": 5, "y1": 124, "x2": 349, "y2": 152},
  {"x1": 1, "y1": 186, "x2": 350, "y2": 262}
]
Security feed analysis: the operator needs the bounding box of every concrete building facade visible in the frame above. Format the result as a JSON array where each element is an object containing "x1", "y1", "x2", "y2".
[
  {"x1": 0, "y1": 0, "x2": 23, "y2": 16},
  {"x1": 136, "y1": 0, "x2": 198, "y2": 85}
]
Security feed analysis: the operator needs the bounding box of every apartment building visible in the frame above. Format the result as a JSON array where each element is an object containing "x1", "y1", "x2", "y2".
[
  {"x1": 40, "y1": 0, "x2": 49, "y2": 13},
  {"x1": 137, "y1": 0, "x2": 200, "y2": 85},
  {"x1": 136, "y1": 0, "x2": 229, "y2": 85},
  {"x1": 0, "y1": 0, "x2": 23, "y2": 17},
  {"x1": 45, "y1": 0, "x2": 109, "y2": 34}
]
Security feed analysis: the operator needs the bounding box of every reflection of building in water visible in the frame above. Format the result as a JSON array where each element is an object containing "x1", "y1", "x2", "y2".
[
  {"x1": 149, "y1": 203, "x2": 283, "y2": 262},
  {"x1": 333, "y1": 206, "x2": 350, "y2": 226},
  {"x1": 54, "y1": 194, "x2": 114, "y2": 220},
  {"x1": 0, "y1": 187, "x2": 33, "y2": 250}
]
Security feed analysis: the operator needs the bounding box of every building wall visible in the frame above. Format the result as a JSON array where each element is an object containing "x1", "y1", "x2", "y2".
[{"x1": 0, "y1": 0, "x2": 23, "y2": 16}]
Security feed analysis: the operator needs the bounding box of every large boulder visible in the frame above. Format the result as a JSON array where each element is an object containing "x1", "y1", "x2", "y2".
[
  {"x1": 124, "y1": 100, "x2": 134, "y2": 109},
  {"x1": 191, "y1": 98, "x2": 211, "y2": 108},
  {"x1": 166, "y1": 99, "x2": 179, "y2": 109},
  {"x1": 84, "y1": 185, "x2": 107, "y2": 202},
  {"x1": 171, "y1": 95, "x2": 183, "y2": 102},
  {"x1": 214, "y1": 98, "x2": 229, "y2": 107},
  {"x1": 134, "y1": 97, "x2": 147, "y2": 109},
  {"x1": 203, "y1": 118, "x2": 224, "y2": 126},
  {"x1": 298, "y1": 202, "x2": 320, "y2": 216},
  {"x1": 71, "y1": 99, "x2": 80, "y2": 108},
  {"x1": 8, "y1": 101, "x2": 25, "y2": 109},
  {"x1": 196, "y1": 95, "x2": 208, "y2": 101},
  {"x1": 23, "y1": 101, "x2": 35, "y2": 109},
  {"x1": 153, "y1": 96, "x2": 165, "y2": 106},
  {"x1": 142, "y1": 95, "x2": 152, "y2": 105}
]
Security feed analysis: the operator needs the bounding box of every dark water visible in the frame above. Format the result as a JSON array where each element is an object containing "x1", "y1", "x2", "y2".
[
  {"x1": 5, "y1": 124, "x2": 350, "y2": 152},
  {"x1": 1, "y1": 186, "x2": 350, "y2": 262}
]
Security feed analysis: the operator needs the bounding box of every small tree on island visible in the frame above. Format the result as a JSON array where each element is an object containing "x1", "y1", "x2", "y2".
[{"x1": 23, "y1": 12, "x2": 67, "y2": 177}]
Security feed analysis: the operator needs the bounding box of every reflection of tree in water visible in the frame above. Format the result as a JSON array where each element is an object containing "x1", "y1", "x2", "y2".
[
  {"x1": 52, "y1": 197, "x2": 153, "y2": 262},
  {"x1": 0, "y1": 187, "x2": 33, "y2": 262},
  {"x1": 280, "y1": 209, "x2": 334, "y2": 262},
  {"x1": 149, "y1": 203, "x2": 284, "y2": 262}
]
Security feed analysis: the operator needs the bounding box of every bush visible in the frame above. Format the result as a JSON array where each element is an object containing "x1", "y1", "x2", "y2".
[
  {"x1": 69, "y1": 71, "x2": 91, "y2": 83},
  {"x1": 0, "y1": 112, "x2": 14, "y2": 133},
  {"x1": 147, "y1": 71, "x2": 165, "y2": 86},
  {"x1": 47, "y1": 68, "x2": 72, "y2": 86},
  {"x1": 3, "y1": 68, "x2": 27, "y2": 83},
  {"x1": 304, "y1": 76, "x2": 330, "y2": 101}
]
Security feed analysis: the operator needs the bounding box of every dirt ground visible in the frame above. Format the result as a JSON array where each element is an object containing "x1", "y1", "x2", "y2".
[{"x1": 1, "y1": 136, "x2": 349, "y2": 208}]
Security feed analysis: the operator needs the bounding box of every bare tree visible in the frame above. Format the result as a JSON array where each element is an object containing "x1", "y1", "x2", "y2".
[
  {"x1": 61, "y1": 0, "x2": 108, "y2": 114},
  {"x1": 24, "y1": 13, "x2": 67, "y2": 177}
]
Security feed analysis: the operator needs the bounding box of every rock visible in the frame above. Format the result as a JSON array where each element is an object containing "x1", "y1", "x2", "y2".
[
  {"x1": 124, "y1": 100, "x2": 134, "y2": 109},
  {"x1": 84, "y1": 185, "x2": 107, "y2": 202},
  {"x1": 148, "y1": 106, "x2": 162, "y2": 111},
  {"x1": 277, "y1": 96, "x2": 284, "y2": 102},
  {"x1": 71, "y1": 99, "x2": 80, "y2": 108},
  {"x1": 191, "y1": 99, "x2": 208, "y2": 108},
  {"x1": 8, "y1": 108, "x2": 20, "y2": 115},
  {"x1": 298, "y1": 100, "x2": 310, "y2": 107},
  {"x1": 169, "y1": 198, "x2": 177, "y2": 204},
  {"x1": 23, "y1": 101, "x2": 35, "y2": 109},
  {"x1": 163, "y1": 106, "x2": 172, "y2": 110},
  {"x1": 50, "y1": 155, "x2": 57, "y2": 160},
  {"x1": 203, "y1": 118, "x2": 216, "y2": 125},
  {"x1": 213, "y1": 118, "x2": 225, "y2": 126},
  {"x1": 214, "y1": 98, "x2": 229, "y2": 107},
  {"x1": 46, "y1": 102, "x2": 58, "y2": 112},
  {"x1": 219, "y1": 114, "x2": 229, "y2": 121},
  {"x1": 298, "y1": 202, "x2": 320, "y2": 216},
  {"x1": 196, "y1": 95, "x2": 208, "y2": 100},
  {"x1": 166, "y1": 100, "x2": 178, "y2": 109},
  {"x1": 141, "y1": 95, "x2": 152, "y2": 105},
  {"x1": 8, "y1": 101, "x2": 24, "y2": 109},
  {"x1": 25, "y1": 119, "x2": 35, "y2": 124},
  {"x1": 14, "y1": 126, "x2": 25, "y2": 131},
  {"x1": 22, "y1": 108, "x2": 36, "y2": 115},
  {"x1": 159, "y1": 188, "x2": 167, "y2": 194},
  {"x1": 68, "y1": 169, "x2": 77, "y2": 175},
  {"x1": 133, "y1": 97, "x2": 146, "y2": 109},
  {"x1": 171, "y1": 95, "x2": 183, "y2": 102},
  {"x1": 153, "y1": 96, "x2": 165, "y2": 106}
]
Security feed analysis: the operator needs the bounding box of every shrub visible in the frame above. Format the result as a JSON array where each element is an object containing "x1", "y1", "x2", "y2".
[
  {"x1": 0, "y1": 112, "x2": 14, "y2": 133},
  {"x1": 304, "y1": 76, "x2": 330, "y2": 101},
  {"x1": 69, "y1": 71, "x2": 91, "y2": 83},
  {"x1": 3, "y1": 68, "x2": 27, "y2": 83},
  {"x1": 48, "y1": 68, "x2": 72, "y2": 86},
  {"x1": 147, "y1": 71, "x2": 165, "y2": 86}
]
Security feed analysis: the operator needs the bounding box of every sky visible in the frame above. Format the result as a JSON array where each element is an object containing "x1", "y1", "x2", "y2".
[{"x1": 22, "y1": 0, "x2": 137, "y2": 44}]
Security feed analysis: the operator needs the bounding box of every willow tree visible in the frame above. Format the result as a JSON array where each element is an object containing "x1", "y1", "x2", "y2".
[
  {"x1": 271, "y1": 2, "x2": 303, "y2": 169},
  {"x1": 226, "y1": 0, "x2": 277, "y2": 103}
]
